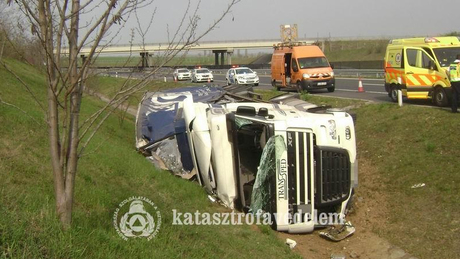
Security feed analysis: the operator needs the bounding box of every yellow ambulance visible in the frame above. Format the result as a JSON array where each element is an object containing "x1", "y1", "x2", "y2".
[{"x1": 384, "y1": 36, "x2": 460, "y2": 106}]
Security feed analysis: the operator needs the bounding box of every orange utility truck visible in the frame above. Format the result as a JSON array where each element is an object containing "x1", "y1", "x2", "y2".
[{"x1": 271, "y1": 42, "x2": 335, "y2": 92}]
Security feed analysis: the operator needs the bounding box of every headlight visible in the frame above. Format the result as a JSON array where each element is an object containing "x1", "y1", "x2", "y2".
[
  {"x1": 345, "y1": 126, "x2": 351, "y2": 140},
  {"x1": 330, "y1": 71, "x2": 334, "y2": 77},
  {"x1": 302, "y1": 73, "x2": 310, "y2": 79},
  {"x1": 328, "y1": 120, "x2": 337, "y2": 140}
]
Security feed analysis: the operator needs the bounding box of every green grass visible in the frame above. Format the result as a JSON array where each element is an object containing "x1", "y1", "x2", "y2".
[
  {"x1": 324, "y1": 40, "x2": 388, "y2": 62},
  {"x1": 0, "y1": 59, "x2": 299, "y2": 258},
  {"x1": 353, "y1": 103, "x2": 460, "y2": 259}
]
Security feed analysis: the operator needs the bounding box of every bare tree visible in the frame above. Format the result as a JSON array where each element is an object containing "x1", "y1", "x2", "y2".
[{"x1": 6, "y1": 0, "x2": 239, "y2": 229}]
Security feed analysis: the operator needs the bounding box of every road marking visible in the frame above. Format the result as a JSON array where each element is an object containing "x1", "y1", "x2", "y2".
[
  {"x1": 363, "y1": 83, "x2": 383, "y2": 86},
  {"x1": 339, "y1": 77, "x2": 384, "y2": 81},
  {"x1": 336, "y1": 89, "x2": 387, "y2": 94}
]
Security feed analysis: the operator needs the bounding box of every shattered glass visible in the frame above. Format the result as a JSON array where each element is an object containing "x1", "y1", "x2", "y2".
[
  {"x1": 250, "y1": 135, "x2": 286, "y2": 213},
  {"x1": 148, "y1": 136, "x2": 192, "y2": 177}
]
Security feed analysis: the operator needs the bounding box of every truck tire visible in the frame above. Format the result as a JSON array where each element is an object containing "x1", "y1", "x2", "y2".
[
  {"x1": 272, "y1": 80, "x2": 280, "y2": 91},
  {"x1": 433, "y1": 87, "x2": 449, "y2": 107},
  {"x1": 296, "y1": 81, "x2": 302, "y2": 92},
  {"x1": 390, "y1": 84, "x2": 398, "y2": 102},
  {"x1": 327, "y1": 86, "x2": 335, "y2": 92}
]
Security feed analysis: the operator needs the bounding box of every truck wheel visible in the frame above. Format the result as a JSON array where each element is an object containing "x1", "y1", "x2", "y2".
[
  {"x1": 390, "y1": 85, "x2": 398, "y2": 102},
  {"x1": 254, "y1": 83, "x2": 259, "y2": 86},
  {"x1": 272, "y1": 80, "x2": 280, "y2": 91},
  {"x1": 296, "y1": 81, "x2": 302, "y2": 92},
  {"x1": 327, "y1": 86, "x2": 335, "y2": 92},
  {"x1": 433, "y1": 87, "x2": 449, "y2": 107}
]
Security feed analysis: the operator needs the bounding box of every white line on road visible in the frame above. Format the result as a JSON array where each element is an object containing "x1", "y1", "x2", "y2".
[{"x1": 336, "y1": 89, "x2": 387, "y2": 94}]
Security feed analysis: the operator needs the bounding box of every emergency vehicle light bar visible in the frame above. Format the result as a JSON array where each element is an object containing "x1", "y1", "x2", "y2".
[{"x1": 424, "y1": 37, "x2": 440, "y2": 43}]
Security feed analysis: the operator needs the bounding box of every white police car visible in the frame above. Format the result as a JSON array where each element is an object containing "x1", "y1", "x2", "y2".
[
  {"x1": 173, "y1": 68, "x2": 191, "y2": 81},
  {"x1": 226, "y1": 67, "x2": 259, "y2": 86},
  {"x1": 191, "y1": 68, "x2": 213, "y2": 83}
]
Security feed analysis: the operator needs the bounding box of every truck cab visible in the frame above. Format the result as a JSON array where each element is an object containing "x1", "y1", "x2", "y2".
[{"x1": 183, "y1": 97, "x2": 357, "y2": 233}]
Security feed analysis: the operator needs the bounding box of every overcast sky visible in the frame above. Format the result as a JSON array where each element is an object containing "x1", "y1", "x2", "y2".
[{"x1": 118, "y1": 0, "x2": 460, "y2": 43}]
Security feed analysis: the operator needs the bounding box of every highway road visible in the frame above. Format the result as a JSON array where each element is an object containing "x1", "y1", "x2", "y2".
[
  {"x1": 107, "y1": 68, "x2": 437, "y2": 106},
  {"x1": 210, "y1": 73, "x2": 390, "y2": 103}
]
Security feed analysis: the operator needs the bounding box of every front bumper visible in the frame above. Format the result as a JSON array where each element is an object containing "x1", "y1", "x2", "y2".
[
  {"x1": 196, "y1": 77, "x2": 214, "y2": 82},
  {"x1": 178, "y1": 75, "x2": 191, "y2": 80},
  {"x1": 237, "y1": 78, "x2": 259, "y2": 85},
  {"x1": 300, "y1": 78, "x2": 335, "y2": 90}
]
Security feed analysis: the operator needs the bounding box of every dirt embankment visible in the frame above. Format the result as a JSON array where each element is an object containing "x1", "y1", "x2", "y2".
[{"x1": 278, "y1": 157, "x2": 418, "y2": 259}]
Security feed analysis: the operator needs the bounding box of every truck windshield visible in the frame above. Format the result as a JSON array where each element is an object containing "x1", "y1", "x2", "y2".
[
  {"x1": 298, "y1": 57, "x2": 330, "y2": 69},
  {"x1": 433, "y1": 47, "x2": 460, "y2": 67}
]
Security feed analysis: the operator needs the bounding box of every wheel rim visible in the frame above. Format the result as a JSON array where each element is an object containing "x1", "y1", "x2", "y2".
[
  {"x1": 391, "y1": 90, "x2": 397, "y2": 100},
  {"x1": 436, "y1": 91, "x2": 444, "y2": 103}
]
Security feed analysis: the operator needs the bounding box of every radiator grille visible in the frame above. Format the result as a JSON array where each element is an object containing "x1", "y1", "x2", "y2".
[{"x1": 286, "y1": 130, "x2": 351, "y2": 220}]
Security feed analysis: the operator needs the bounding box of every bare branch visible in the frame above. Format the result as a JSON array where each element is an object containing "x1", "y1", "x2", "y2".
[
  {"x1": 0, "y1": 59, "x2": 46, "y2": 113},
  {"x1": 0, "y1": 96, "x2": 43, "y2": 125}
]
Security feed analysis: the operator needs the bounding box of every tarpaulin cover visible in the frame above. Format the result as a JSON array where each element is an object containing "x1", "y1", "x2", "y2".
[
  {"x1": 139, "y1": 86, "x2": 226, "y2": 146},
  {"x1": 137, "y1": 86, "x2": 226, "y2": 175}
]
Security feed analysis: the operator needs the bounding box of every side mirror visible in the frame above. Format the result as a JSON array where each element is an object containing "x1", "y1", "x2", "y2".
[
  {"x1": 429, "y1": 60, "x2": 437, "y2": 70},
  {"x1": 292, "y1": 67, "x2": 299, "y2": 73},
  {"x1": 330, "y1": 63, "x2": 335, "y2": 69}
]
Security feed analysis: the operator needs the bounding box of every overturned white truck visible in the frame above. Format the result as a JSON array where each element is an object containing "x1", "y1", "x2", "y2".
[{"x1": 136, "y1": 86, "x2": 358, "y2": 234}]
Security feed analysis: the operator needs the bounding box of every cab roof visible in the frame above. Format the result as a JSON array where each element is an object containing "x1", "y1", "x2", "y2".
[{"x1": 389, "y1": 37, "x2": 460, "y2": 47}]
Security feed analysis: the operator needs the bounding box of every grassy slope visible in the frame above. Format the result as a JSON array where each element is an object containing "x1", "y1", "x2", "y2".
[
  {"x1": 0, "y1": 60, "x2": 298, "y2": 258},
  {"x1": 354, "y1": 103, "x2": 460, "y2": 258}
]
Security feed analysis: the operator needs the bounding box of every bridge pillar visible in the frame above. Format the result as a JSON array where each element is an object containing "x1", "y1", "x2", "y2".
[
  {"x1": 212, "y1": 50, "x2": 227, "y2": 66},
  {"x1": 226, "y1": 49, "x2": 234, "y2": 65},
  {"x1": 140, "y1": 52, "x2": 150, "y2": 68},
  {"x1": 80, "y1": 54, "x2": 87, "y2": 66},
  {"x1": 214, "y1": 52, "x2": 219, "y2": 66}
]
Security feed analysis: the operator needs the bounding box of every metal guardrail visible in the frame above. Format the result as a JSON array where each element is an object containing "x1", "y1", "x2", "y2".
[
  {"x1": 211, "y1": 69, "x2": 385, "y2": 78},
  {"x1": 97, "y1": 68, "x2": 386, "y2": 80},
  {"x1": 334, "y1": 69, "x2": 385, "y2": 78}
]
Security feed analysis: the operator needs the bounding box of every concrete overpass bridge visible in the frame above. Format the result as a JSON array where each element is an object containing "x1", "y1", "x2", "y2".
[{"x1": 74, "y1": 39, "x2": 318, "y2": 67}]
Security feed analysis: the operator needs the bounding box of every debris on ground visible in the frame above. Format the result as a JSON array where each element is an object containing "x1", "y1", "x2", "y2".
[
  {"x1": 319, "y1": 221, "x2": 356, "y2": 242},
  {"x1": 410, "y1": 183, "x2": 425, "y2": 189},
  {"x1": 286, "y1": 238, "x2": 297, "y2": 249}
]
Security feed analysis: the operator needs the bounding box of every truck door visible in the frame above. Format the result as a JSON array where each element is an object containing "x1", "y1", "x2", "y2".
[
  {"x1": 284, "y1": 53, "x2": 292, "y2": 86},
  {"x1": 403, "y1": 47, "x2": 440, "y2": 99}
]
